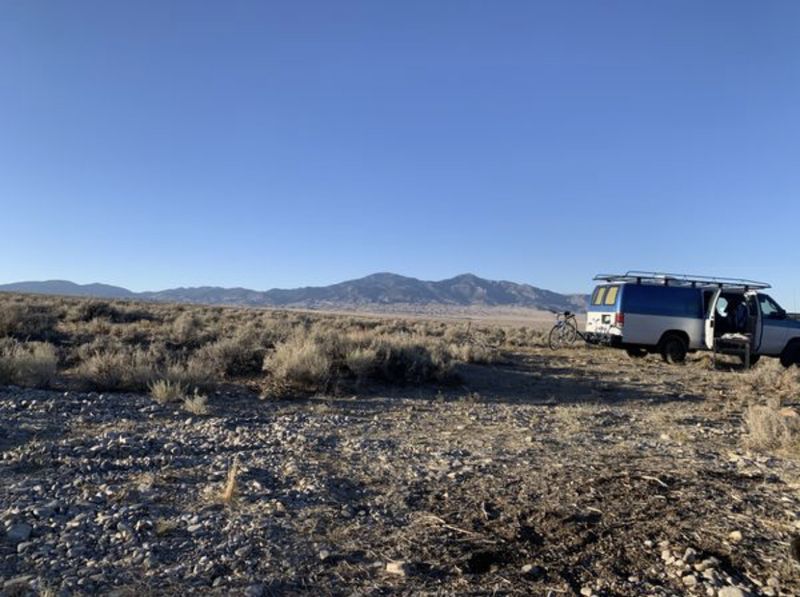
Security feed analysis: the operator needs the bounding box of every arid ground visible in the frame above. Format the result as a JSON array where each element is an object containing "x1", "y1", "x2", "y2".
[{"x1": 1, "y1": 294, "x2": 799, "y2": 596}]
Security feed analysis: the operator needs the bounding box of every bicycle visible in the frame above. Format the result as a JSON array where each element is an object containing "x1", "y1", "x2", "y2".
[{"x1": 548, "y1": 311, "x2": 583, "y2": 350}]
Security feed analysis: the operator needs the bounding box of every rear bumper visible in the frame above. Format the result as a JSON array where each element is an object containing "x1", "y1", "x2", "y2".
[{"x1": 584, "y1": 332, "x2": 623, "y2": 347}]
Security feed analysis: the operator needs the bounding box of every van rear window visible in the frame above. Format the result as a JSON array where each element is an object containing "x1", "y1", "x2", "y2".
[
  {"x1": 592, "y1": 287, "x2": 607, "y2": 305},
  {"x1": 604, "y1": 286, "x2": 619, "y2": 305}
]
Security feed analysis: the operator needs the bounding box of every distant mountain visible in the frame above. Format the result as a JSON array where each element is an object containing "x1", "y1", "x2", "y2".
[
  {"x1": 0, "y1": 273, "x2": 588, "y2": 312},
  {"x1": 0, "y1": 280, "x2": 135, "y2": 299}
]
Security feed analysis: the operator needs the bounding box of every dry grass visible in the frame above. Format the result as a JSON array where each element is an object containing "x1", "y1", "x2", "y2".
[
  {"x1": 744, "y1": 404, "x2": 800, "y2": 454},
  {"x1": 222, "y1": 457, "x2": 239, "y2": 505},
  {"x1": 154, "y1": 518, "x2": 179, "y2": 537},
  {"x1": 149, "y1": 379, "x2": 186, "y2": 404},
  {"x1": 183, "y1": 390, "x2": 209, "y2": 415},
  {"x1": 0, "y1": 292, "x2": 532, "y2": 396},
  {"x1": 0, "y1": 339, "x2": 58, "y2": 388}
]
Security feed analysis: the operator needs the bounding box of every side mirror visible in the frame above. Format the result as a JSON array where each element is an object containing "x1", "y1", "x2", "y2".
[{"x1": 777, "y1": 309, "x2": 788, "y2": 320}]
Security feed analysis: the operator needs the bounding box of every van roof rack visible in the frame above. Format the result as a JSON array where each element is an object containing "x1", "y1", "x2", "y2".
[{"x1": 593, "y1": 271, "x2": 771, "y2": 290}]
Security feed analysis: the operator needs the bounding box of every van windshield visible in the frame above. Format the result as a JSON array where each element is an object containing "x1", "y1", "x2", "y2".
[{"x1": 758, "y1": 294, "x2": 785, "y2": 319}]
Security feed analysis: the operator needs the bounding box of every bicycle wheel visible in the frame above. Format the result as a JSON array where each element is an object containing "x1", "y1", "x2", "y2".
[
  {"x1": 549, "y1": 323, "x2": 577, "y2": 350},
  {"x1": 548, "y1": 325, "x2": 564, "y2": 350},
  {"x1": 562, "y1": 320, "x2": 578, "y2": 345}
]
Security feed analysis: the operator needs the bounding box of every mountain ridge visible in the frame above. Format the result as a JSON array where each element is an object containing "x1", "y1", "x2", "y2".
[{"x1": 0, "y1": 274, "x2": 588, "y2": 312}]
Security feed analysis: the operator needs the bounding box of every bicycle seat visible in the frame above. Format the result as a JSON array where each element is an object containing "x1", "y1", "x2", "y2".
[{"x1": 563, "y1": 311, "x2": 572, "y2": 317}]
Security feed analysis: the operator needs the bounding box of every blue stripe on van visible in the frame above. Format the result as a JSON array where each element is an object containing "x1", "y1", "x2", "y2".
[{"x1": 763, "y1": 318, "x2": 800, "y2": 330}]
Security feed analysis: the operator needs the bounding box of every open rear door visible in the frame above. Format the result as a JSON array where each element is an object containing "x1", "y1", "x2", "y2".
[{"x1": 704, "y1": 289, "x2": 722, "y2": 349}]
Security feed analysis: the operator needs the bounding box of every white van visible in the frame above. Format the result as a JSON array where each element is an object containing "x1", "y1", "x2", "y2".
[{"x1": 585, "y1": 271, "x2": 800, "y2": 366}]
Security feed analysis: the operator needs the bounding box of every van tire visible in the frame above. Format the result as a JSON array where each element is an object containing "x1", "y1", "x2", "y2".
[
  {"x1": 625, "y1": 348, "x2": 648, "y2": 359},
  {"x1": 660, "y1": 334, "x2": 688, "y2": 364},
  {"x1": 780, "y1": 341, "x2": 800, "y2": 368}
]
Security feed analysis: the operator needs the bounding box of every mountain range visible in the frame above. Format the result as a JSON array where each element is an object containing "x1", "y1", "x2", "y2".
[{"x1": 0, "y1": 274, "x2": 588, "y2": 312}]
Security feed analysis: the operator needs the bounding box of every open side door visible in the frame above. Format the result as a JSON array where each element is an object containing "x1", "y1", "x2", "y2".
[
  {"x1": 704, "y1": 289, "x2": 722, "y2": 350},
  {"x1": 747, "y1": 292, "x2": 762, "y2": 353}
]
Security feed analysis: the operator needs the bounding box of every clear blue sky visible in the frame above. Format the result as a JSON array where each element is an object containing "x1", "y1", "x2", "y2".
[{"x1": 1, "y1": 1, "x2": 799, "y2": 306}]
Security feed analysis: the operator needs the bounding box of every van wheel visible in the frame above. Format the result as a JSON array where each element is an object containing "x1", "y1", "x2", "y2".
[
  {"x1": 780, "y1": 342, "x2": 800, "y2": 368},
  {"x1": 660, "y1": 335, "x2": 688, "y2": 364},
  {"x1": 625, "y1": 348, "x2": 648, "y2": 359}
]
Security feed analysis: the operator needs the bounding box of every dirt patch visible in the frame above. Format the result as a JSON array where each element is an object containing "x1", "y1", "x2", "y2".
[{"x1": 2, "y1": 345, "x2": 800, "y2": 595}]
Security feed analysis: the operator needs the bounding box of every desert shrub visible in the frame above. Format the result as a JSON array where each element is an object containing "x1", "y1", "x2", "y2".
[
  {"x1": 71, "y1": 300, "x2": 118, "y2": 322},
  {"x1": 345, "y1": 347, "x2": 380, "y2": 379},
  {"x1": 744, "y1": 404, "x2": 800, "y2": 453},
  {"x1": 505, "y1": 326, "x2": 546, "y2": 348},
  {"x1": 741, "y1": 360, "x2": 798, "y2": 402},
  {"x1": 71, "y1": 300, "x2": 156, "y2": 324},
  {"x1": 0, "y1": 304, "x2": 60, "y2": 341},
  {"x1": 369, "y1": 337, "x2": 454, "y2": 384},
  {"x1": 447, "y1": 342, "x2": 498, "y2": 364},
  {"x1": 443, "y1": 324, "x2": 471, "y2": 344},
  {"x1": 164, "y1": 358, "x2": 215, "y2": 391},
  {"x1": 264, "y1": 331, "x2": 333, "y2": 390},
  {"x1": 194, "y1": 330, "x2": 266, "y2": 377},
  {"x1": 112, "y1": 304, "x2": 157, "y2": 323},
  {"x1": 0, "y1": 339, "x2": 58, "y2": 388},
  {"x1": 75, "y1": 347, "x2": 159, "y2": 391},
  {"x1": 0, "y1": 353, "x2": 11, "y2": 385},
  {"x1": 171, "y1": 312, "x2": 204, "y2": 346},
  {"x1": 264, "y1": 328, "x2": 456, "y2": 391}
]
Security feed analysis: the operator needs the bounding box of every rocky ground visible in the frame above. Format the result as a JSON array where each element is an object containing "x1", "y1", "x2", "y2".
[{"x1": 2, "y1": 345, "x2": 800, "y2": 596}]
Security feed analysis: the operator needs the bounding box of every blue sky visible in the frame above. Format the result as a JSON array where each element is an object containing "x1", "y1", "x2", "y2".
[{"x1": 1, "y1": 1, "x2": 799, "y2": 306}]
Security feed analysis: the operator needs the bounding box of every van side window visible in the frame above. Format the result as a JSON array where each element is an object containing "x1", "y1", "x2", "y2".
[
  {"x1": 604, "y1": 286, "x2": 619, "y2": 305},
  {"x1": 592, "y1": 287, "x2": 607, "y2": 305},
  {"x1": 621, "y1": 285, "x2": 703, "y2": 318}
]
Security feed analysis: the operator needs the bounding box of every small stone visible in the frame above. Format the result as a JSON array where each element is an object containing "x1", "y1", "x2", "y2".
[
  {"x1": 767, "y1": 577, "x2": 780, "y2": 588},
  {"x1": 661, "y1": 549, "x2": 672, "y2": 561},
  {"x1": 385, "y1": 561, "x2": 407, "y2": 576},
  {"x1": 234, "y1": 545, "x2": 252, "y2": 558},
  {"x1": 6, "y1": 522, "x2": 32, "y2": 543},
  {"x1": 16, "y1": 541, "x2": 33, "y2": 554},
  {"x1": 580, "y1": 587, "x2": 593, "y2": 597},
  {"x1": 3, "y1": 576, "x2": 34, "y2": 592},
  {"x1": 319, "y1": 549, "x2": 330, "y2": 561},
  {"x1": 718, "y1": 587, "x2": 746, "y2": 597},
  {"x1": 682, "y1": 574, "x2": 698, "y2": 587},
  {"x1": 244, "y1": 585, "x2": 265, "y2": 597},
  {"x1": 703, "y1": 568, "x2": 717, "y2": 581},
  {"x1": 683, "y1": 547, "x2": 698, "y2": 563},
  {"x1": 521, "y1": 564, "x2": 545, "y2": 578},
  {"x1": 728, "y1": 530, "x2": 743, "y2": 543}
]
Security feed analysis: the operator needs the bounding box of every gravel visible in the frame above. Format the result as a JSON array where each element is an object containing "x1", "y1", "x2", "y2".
[{"x1": 2, "y1": 349, "x2": 799, "y2": 595}]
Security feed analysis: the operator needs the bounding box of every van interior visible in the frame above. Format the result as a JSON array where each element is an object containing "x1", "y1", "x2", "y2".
[{"x1": 703, "y1": 290, "x2": 758, "y2": 339}]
